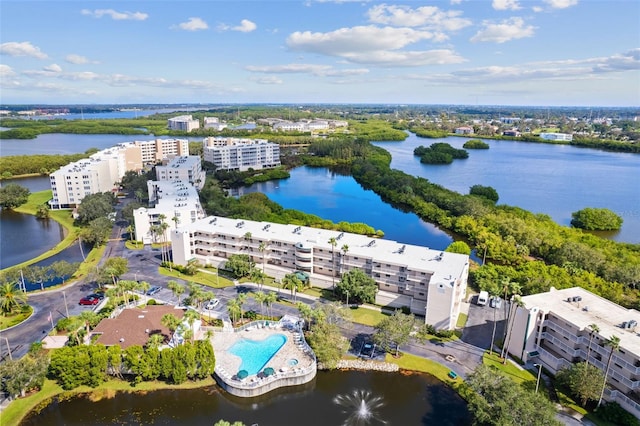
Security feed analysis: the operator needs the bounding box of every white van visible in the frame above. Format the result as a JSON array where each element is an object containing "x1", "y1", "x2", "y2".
[{"x1": 477, "y1": 291, "x2": 489, "y2": 306}]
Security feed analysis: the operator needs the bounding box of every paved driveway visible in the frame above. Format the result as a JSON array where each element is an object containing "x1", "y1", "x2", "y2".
[{"x1": 461, "y1": 297, "x2": 508, "y2": 351}]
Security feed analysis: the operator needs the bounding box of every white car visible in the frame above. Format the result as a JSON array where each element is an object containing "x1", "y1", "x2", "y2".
[{"x1": 205, "y1": 299, "x2": 220, "y2": 310}]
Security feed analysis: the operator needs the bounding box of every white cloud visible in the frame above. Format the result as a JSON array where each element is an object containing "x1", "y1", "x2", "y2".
[
  {"x1": 543, "y1": 0, "x2": 578, "y2": 9},
  {"x1": 287, "y1": 26, "x2": 465, "y2": 66},
  {"x1": 246, "y1": 63, "x2": 369, "y2": 77},
  {"x1": 470, "y1": 17, "x2": 536, "y2": 43},
  {"x1": 65, "y1": 54, "x2": 96, "y2": 64},
  {"x1": 251, "y1": 76, "x2": 283, "y2": 85},
  {"x1": 366, "y1": 4, "x2": 471, "y2": 32},
  {"x1": 81, "y1": 9, "x2": 148, "y2": 21},
  {"x1": 0, "y1": 41, "x2": 48, "y2": 59},
  {"x1": 532, "y1": 6, "x2": 543, "y2": 12},
  {"x1": 173, "y1": 17, "x2": 209, "y2": 31},
  {"x1": 43, "y1": 64, "x2": 62, "y2": 73},
  {"x1": 492, "y1": 0, "x2": 521, "y2": 11},
  {"x1": 218, "y1": 19, "x2": 258, "y2": 33},
  {"x1": 0, "y1": 64, "x2": 16, "y2": 77}
]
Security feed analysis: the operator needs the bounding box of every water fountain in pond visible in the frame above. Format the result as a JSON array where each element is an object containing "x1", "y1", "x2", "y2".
[{"x1": 334, "y1": 389, "x2": 386, "y2": 425}]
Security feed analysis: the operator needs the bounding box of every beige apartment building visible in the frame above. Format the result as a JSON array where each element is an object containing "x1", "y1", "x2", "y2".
[
  {"x1": 167, "y1": 115, "x2": 200, "y2": 132},
  {"x1": 155, "y1": 155, "x2": 206, "y2": 190},
  {"x1": 171, "y1": 216, "x2": 469, "y2": 330},
  {"x1": 505, "y1": 286, "x2": 640, "y2": 417},
  {"x1": 202, "y1": 137, "x2": 281, "y2": 172}
]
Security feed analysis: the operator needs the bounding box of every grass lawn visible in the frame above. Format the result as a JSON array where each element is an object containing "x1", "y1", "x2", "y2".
[
  {"x1": 349, "y1": 306, "x2": 389, "y2": 326},
  {"x1": 2, "y1": 377, "x2": 216, "y2": 426},
  {"x1": 124, "y1": 240, "x2": 144, "y2": 250},
  {"x1": 482, "y1": 351, "x2": 536, "y2": 385},
  {"x1": 456, "y1": 312, "x2": 468, "y2": 328},
  {"x1": 386, "y1": 352, "x2": 463, "y2": 387},
  {"x1": 158, "y1": 267, "x2": 234, "y2": 288},
  {"x1": 0, "y1": 306, "x2": 33, "y2": 330}
]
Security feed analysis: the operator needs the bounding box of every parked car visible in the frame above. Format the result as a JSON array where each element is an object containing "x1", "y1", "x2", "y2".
[
  {"x1": 205, "y1": 299, "x2": 220, "y2": 310},
  {"x1": 79, "y1": 296, "x2": 100, "y2": 306},
  {"x1": 361, "y1": 342, "x2": 375, "y2": 358},
  {"x1": 477, "y1": 291, "x2": 489, "y2": 306},
  {"x1": 86, "y1": 293, "x2": 104, "y2": 300},
  {"x1": 490, "y1": 296, "x2": 503, "y2": 309},
  {"x1": 146, "y1": 286, "x2": 161, "y2": 296}
]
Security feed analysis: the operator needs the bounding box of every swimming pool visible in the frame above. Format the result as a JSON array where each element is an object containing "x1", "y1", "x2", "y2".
[{"x1": 228, "y1": 333, "x2": 287, "y2": 376}]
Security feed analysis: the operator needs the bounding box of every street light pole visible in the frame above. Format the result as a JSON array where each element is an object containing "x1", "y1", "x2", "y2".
[
  {"x1": 63, "y1": 291, "x2": 69, "y2": 317},
  {"x1": 4, "y1": 337, "x2": 12, "y2": 361},
  {"x1": 534, "y1": 363, "x2": 542, "y2": 393},
  {"x1": 346, "y1": 290, "x2": 349, "y2": 307}
]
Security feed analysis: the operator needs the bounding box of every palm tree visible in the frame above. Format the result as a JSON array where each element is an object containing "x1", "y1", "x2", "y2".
[
  {"x1": 254, "y1": 291, "x2": 268, "y2": 316},
  {"x1": 183, "y1": 309, "x2": 200, "y2": 343},
  {"x1": 136, "y1": 280, "x2": 150, "y2": 297},
  {"x1": 237, "y1": 293, "x2": 247, "y2": 321},
  {"x1": 168, "y1": 280, "x2": 185, "y2": 305},
  {"x1": 161, "y1": 313, "x2": 182, "y2": 344},
  {"x1": 486, "y1": 283, "x2": 501, "y2": 355},
  {"x1": 258, "y1": 242, "x2": 267, "y2": 289},
  {"x1": 502, "y1": 295, "x2": 524, "y2": 364},
  {"x1": 328, "y1": 237, "x2": 337, "y2": 291},
  {"x1": 0, "y1": 282, "x2": 28, "y2": 314},
  {"x1": 146, "y1": 333, "x2": 165, "y2": 349},
  {"x1": 500, "y1": 279, "x2": 522, "y2": 360},
  {"x1": 341, "y1": 244, "x2": 349, "y2": 275},
  {"x1": 227, "y1": 299, "x2": 241, "y2": 325},
  {"x1": 597, "y1": 335, "x2": 621, "y2": 409},
  {"x1": 282, "y1": 273, "x2": 303, "y2": 302},
  {"x1": 265, "y1": 291, "x2": 278, "y2": 319},
  {"x1": 586, "y1": 323, "x2": 600, "y2": 366}
]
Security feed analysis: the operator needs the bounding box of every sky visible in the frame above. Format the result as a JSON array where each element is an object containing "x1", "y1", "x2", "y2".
[{"x1": 1, "y1": 0, "x2": 639, "y2": 106}]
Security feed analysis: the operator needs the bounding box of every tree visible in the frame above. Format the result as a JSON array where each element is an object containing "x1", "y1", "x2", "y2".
[
  {"x1": 586, "y1": 323, "x2": 600, "y2": 366},
  {"x1": 469, "y1": 184, "x2": 499, "y2": 203},
  {"x1": 168, "y1": 280, "x2": 185, "y2": 305},
  {"x1": 35, "y1": 204, "x2": 50, "y2": 220},
  {"x1": 224, "y1": 254, "x2": 255, "y2": 279},
  {"x1": 254, "y1": 291, "x2": 268, "y2": 316},
  {"x1": 328, "y1": 237, "x2": 338, "y2": 290},
  {"x1": 335, "y1": 268, "x2": 377, "y2": 305},
  {"x1": 571, "y1": 208, "x2": 623, "y2": 231},
  {"x1": 183, "y1": 309, "x2": 200, "y2": 343},
  {"x1": 281, "y1": 273, "x2": 303, "y2": 302},
  {"x1": 341, "y1": 244, "x2": 349, "y2": 275},
  {"x1": 445, "y1": 241, "x2": 471, "y2": 255},
  {"x1": 80, "y1": 216, "x2": 113, "y2": 246},
  {"x1": 258, "y1": 242, "x2": 267, "y2": 289},
  {"x1": 0, "y1": 183, "x2": 30, "y2": 209},
  {"x1": 557, "y1": 362, "x2": 604, "y2": 407},
  {"x1": 306, "y1": 320, "x2": 349, "y2": 368},
  {"x1": 227, "y1": 298, "x2": 241, "y2": 324},
  {"x1": 161, "y1": 313, "x2": 182, "y2": 344},
  {"x1": 598, "y1": 335, "x2": 621, "y2": 409},
  {"x1": 75, "y1": 192, "x2": 115, "y2": 225},
  {"x1": 373, "y1": 311, "x2": 415, "y2": 356},
  {"x1": 500, "y1": 279, "x2": 522, "y2": 360},
  {"x1": 484, "y1": 281, "x2": 501, "y2": 355},
  {"x1": 502, "y1": 295, "x2": 524, "y2": 364},
  {"x1": 296, "y1": 302, "x2": 314, "y2": 330},
  {"x1": 0, "y1": 281, "x2": 28, "y2": 314},
  {"x1": 466, "y1": 364, "x2": 561, "y2": 426},
  {"x1": 264, "y1": 291, "x2": 278, "y2": 319}
]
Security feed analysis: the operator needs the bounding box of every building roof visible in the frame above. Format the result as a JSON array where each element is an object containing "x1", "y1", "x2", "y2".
[
  {"x1": 522, "y1": 287, "x2": 640, "y2": 355},
  {"x1": 180, "y1": 215, "x2": 469, "y2": 282},
  {"x1": 92, "y1": 305, "x2": 185, "y2": 349}
]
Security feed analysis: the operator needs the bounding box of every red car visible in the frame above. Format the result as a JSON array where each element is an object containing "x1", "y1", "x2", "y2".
[{"x1": 79, "y1": 296, "x2": 100, "y2": 306}]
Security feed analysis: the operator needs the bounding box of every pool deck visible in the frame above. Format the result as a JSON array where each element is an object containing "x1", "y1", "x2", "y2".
[{"x1": 211, "y1": 320, "x2": 317, "y2": 397}]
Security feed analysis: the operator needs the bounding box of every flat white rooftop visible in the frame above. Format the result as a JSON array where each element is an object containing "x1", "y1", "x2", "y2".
[
  {"x1": 523, "y1": 287, "x2": 640, "y2": 355},
  {"x1": 182, "y1": 215, "x2": 468, "y2": 282}
]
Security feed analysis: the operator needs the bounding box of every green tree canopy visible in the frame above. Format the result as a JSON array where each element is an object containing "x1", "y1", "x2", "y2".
[
  {"x1": 0, "y1": 183, "x2": 30, "y2": 209},
  {"x1": 373, "y1": 311, "x2": 415, "y2": 355},
  {"x1": 557, "y1": 362, "x2": 604, "y2": 407},
  {"x1": 445, "y1": 241, "x2": 471, "y2": 255},
  {"x1": 463, "y1": 139, "x2": 490, "y2": 149},
  {"x1": 75, "y1": 192, "x2": 116, "y2": 225},
  {"x1": 224, "y1": 254, "x2": 255, "y2": 278},
  {"x1": 469, "y1": 185, "x2": 499, "y2": 203},
  {"x1": 335, "y1": 268, "x2": 377, "y2": 305},
  {"x1": 571, "y1": 207, "x2": 623, "y2": 231}
]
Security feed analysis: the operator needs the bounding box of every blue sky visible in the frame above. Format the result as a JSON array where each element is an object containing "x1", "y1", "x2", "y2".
[{"x1": 1, "y1": 0, "x2": 639, "y2": 106}]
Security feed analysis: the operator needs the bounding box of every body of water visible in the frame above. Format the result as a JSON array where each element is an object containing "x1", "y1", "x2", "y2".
[
  {"x1": 20, "y1": 370, "x2": 471, "y2": 426},
  {"x1": 26, "y1": 107, "x2": 199, "y2": 121},
  {"x1": 372, "y1": 134, "x2": 639, "y2": 243},
  {"x1": 0, "y1": 133, "x2": 160, "y2": 156}
]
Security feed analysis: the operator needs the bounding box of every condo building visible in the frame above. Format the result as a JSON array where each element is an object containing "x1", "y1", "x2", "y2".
[
  {"x1": 155, "y1": 156, "x2": 206, "y2": 190},
  {"x1": 504, "y1": 286, "x2": 640, "y2": 416},
  {"x1": 171, "y1": 216, "x2": 469, "y2": 330},
  {"x1": 539, "y1": 132, "x2": 573, "y2": 141},
  {"x1": 202, "y1": 137, "x2": 281, "y2": 172},
  {"x1": 133, "y1": 180, "x2": 205, "y2": 245},
  {"x1": 126, "y1": 138, "x2": 189, "y2": 163},
  {"x1": 167, "y1": 115, "x2": 200, "y2": 132}
]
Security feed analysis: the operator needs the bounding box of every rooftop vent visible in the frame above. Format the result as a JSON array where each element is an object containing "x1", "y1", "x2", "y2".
[
  {"x1": 263, "y1": 224, "x2": 270, "y2": 231},
  {"x1": 336, "y1": 232, "x2": 344, "y2": 240},
  {"x1": 367, "y1": 240, "x2": 376, "y2": 247}
]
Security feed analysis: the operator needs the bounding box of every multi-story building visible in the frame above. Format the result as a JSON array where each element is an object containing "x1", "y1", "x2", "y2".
[
  {"x1": 504, "y1": 286, "x2": 640, "y2": 417},
  {"x1": 133, "y1": 180, "x2": 205, "y2": 244},
  {"x1": 49, "y1": 145, "x2": 132, "y2": 209},
  {"x1": 167, "y1": 115, "x2": 200, "y2": 132},
  {"x1": 202, "y1": 137, "x2": 281, "y2": 172},
  {"x1": 171, "y1": 216, "x2": 469, "y2": 330},
  {"x1": 122, "y1": 138, "x2": 189, "y2": 164},
  {"x1": 539, "y1": 132, "x2": 573, "y2": 141},
  {"x1": 155, "y1": 156, "x2": 206, "y2": 190}
]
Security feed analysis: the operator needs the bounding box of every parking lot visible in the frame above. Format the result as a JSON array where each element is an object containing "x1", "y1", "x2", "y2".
[{"x1": 461, "y1": 295, "x2": 509, "y2": 350}]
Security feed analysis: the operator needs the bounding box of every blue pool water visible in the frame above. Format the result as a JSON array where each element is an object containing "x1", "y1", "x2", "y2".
[{"x1": 229, "y1": 333, "x2": 287, "y2": 375}]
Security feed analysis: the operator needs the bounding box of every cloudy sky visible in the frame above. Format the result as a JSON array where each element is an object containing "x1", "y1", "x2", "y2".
[{"x1": 1, "y1": 0, "x2": 639, "y2": 106}]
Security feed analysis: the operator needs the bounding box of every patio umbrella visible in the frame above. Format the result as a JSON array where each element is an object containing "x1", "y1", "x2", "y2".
[
  {"x1": 237, "y1": 370, "x2": 248, "y2": 380},
  {"x1": 263, "y1": 367, "x2": 275, "y2": 377}
]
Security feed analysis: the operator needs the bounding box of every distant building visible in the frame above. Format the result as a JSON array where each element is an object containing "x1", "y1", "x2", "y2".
[
  {"x1": 203, "y1": 137, "x2": 281, "y2": 172},
  {"x1": 155, "y1": 155, "x2": 206, "y2": 190},
  {"x1": 203, "y1": 117, "x2": 228, "y2": 131},
  {"x1": 133, "y1": 180, "x2": 205, "y2": 244},
  {"x1": 454, "y1": 126, "x2": 474, "y2": 135},
  {"x1": 504, "y1": 287, "x2": 640, "y2": 417},
  {"x1": 167, "y1": 115, "x2": 200, "y2": 132},
  {"x1": 539, "y1": 132, "x2": 573, "y2": 141},
  {"x1": 171, "y1": 216, "x2": 469, "y2": 330},
  {"x1": 502, "y1": 130, "x2": 521, "y2": 137}
]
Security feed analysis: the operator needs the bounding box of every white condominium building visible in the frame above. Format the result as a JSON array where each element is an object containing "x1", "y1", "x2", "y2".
[
  {"x1": 539, "y1": 132, "x2": 573, "y2": 141},
  {"x1": 202, "y1": 137, "x2": 281, "y2": 172},
  {"x1": 49, "y1": 145, "x2": 131, "y2": 209},
  {"x1": 155, "y1": 155, "x2": 206, "y2": 190},
  {"x1": 171, "y1": 216, "x2": 469, "y2": 330},
  {"x1": 505, "y1": 286, "x2": 640, "y2": 417},
  {"x1": 167, "y1": 115, "x2": 200, "y2": 132},
  {"x1": 122, "y1": 138, "x2": 189, "y2": 164},
  {"x1": 133, "y1": 180, "x2": 205, "y2": 245}
]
